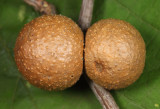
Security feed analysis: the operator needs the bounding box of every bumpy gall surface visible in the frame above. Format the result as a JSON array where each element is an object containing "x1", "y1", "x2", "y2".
[
  {"x1": 14, "y1": 15, "x2": 84, "y2": 90},
  {"x1": 85, "y1": 19, "x2": 146, "y2": 90}
]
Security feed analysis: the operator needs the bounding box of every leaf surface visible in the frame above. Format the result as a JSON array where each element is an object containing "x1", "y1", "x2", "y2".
[{"x1": 0, "y1": 0, "x2": 160, "y2": 109}]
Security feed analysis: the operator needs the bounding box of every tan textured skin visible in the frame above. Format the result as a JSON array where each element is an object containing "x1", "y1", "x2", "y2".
[
  {"x1": 85, "y1": 19, "x2": 146, "y2": 90},
  {"x1": 14, "y1": 15, "x2": 84, "y2": 91}
]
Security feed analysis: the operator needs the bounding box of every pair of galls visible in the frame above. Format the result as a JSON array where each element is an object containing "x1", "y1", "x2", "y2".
[{"x1": 14, "y1": 15, "x2": 146, "y2": 91}]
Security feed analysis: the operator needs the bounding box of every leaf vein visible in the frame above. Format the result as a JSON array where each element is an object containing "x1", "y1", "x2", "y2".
[
  {"x1": 10, "y1": 77, "x2": 20, "y2": 109},
  {"x1": 21, "y1": 79, "x2": 39, "y2": 109},
  {"x1": 116, "y1": 92, "x2": 146, "y2": 109},
  {"x1": 113, "y1": 0, "x2": 160, "y2": 33}
]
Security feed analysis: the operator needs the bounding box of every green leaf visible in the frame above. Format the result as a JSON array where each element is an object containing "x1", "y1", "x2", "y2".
[{"x1": 0, "y1": 0, "x2": 159, "y2": 109}]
